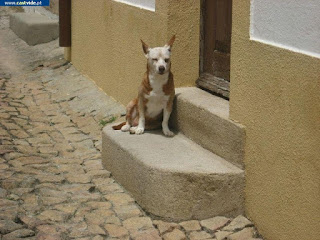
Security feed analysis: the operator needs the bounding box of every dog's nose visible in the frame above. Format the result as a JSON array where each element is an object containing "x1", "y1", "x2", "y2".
[{"x1": 159, "y1": 66, "x2": 165, "y2": 73}]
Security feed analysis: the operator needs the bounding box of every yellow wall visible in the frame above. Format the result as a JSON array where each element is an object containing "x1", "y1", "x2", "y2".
[
  {"x1": 230, "y1": 1, "x2": 320, "y2": 240},
  {"x1": 70, "y1": 0, "x2": 200, "y2": 105}
]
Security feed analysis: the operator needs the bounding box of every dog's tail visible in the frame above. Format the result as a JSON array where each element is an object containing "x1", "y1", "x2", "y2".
[{"x1": 112, "y1": 122, "x2": 126, "y2": 130}]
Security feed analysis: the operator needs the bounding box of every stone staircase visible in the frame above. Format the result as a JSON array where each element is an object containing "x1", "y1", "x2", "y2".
[{"x1": 102, "y1": 87, "x2": 245, "y2": 221}]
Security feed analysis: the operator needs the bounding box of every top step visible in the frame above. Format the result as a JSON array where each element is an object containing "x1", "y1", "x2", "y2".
[{"x1": 171, "y1": 87, "x2": 245, "y2": 169}]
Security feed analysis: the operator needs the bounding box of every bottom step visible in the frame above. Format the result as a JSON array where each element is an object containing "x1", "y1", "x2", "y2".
[{"x1": 102, "y1": 125, "x2": 244, "y2": 221}]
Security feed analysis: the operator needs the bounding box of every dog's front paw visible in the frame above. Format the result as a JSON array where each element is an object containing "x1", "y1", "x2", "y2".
[
  {"x1": 121, "y1": 124, "x2": 131, "y2": 132},
  {"x1": 163, "y1": 129, "x2": 174, "y2": 137},
  {"x1": 135, "y1": 127, "x2": 145, "y2": 135}
]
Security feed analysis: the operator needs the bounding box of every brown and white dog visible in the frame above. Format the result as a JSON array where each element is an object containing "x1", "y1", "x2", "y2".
[{"x1": 113, "y1": 35, "x2": 176, "y2": 136}]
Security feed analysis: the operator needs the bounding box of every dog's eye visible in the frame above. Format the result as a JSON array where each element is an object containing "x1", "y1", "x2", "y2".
[
  {"x1": 165, "y1": 58, "x2": 169, "y2": 63},
  {"x1": 152, "y1": 58, "x2": 157, "y2": 61}
]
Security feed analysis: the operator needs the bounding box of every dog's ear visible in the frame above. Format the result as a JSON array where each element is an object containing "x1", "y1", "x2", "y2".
[
  {"x1": 141, "y1": 39, "x2": 149, "y2": 57},
  {"x1": 165, "y1": 35, "x2": 176, "y2": 50}
]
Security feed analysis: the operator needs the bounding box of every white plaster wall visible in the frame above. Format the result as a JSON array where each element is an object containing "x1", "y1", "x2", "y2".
[
  {"x1": 114, "y1": 0, "x2": 155, "y2": 11},
  {"x1": 250, "y1": 0, "x2": 320, "y2": 58}
]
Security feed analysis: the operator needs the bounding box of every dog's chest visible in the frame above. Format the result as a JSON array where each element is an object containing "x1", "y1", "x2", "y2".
[{"x1": 145, "y1": 75, "x2": 169, "y2": 118}]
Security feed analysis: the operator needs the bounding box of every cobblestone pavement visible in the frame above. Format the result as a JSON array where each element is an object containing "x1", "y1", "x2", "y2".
[{"x1": 0, "y1": 8, "x2": 264, "y2": 240}]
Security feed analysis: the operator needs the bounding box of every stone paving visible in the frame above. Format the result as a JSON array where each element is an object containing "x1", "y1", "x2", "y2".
[{"x1": 0, "y1": 7, "x2": 264, "y2": 240}]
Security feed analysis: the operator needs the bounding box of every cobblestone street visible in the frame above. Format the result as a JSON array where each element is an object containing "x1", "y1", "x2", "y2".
[{"x1": 0, "y1": 8, "x2": 263, "y2": 240}]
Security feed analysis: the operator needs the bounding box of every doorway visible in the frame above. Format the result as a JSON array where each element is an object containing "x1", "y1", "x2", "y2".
[{"x1": 197, "y1": 0, "x2": 232, "y2": 99}]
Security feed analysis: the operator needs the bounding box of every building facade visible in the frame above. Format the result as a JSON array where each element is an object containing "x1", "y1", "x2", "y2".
[{"x1": 67, "y1": 1, "x2": 320, "y2": 240}]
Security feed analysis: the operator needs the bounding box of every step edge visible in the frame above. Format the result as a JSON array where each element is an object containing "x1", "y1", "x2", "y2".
[
  {"x1": 103, "y1": 125, "x2": 244, "y2": 175},
  {"x1": 172, "y1": 87, "x2": 246, "y2": 169},
  {"x1": 175, "y1": 87, "x2": 245, "y2": 129}
]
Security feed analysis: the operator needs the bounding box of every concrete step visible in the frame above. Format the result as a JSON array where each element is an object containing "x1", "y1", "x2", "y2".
[
  {"x1": 102, "y1": 125, "x2": 244, "y2": 221},
  {"x1": 10, "y1": 13, "x2": 58, "y2": 46},
  {"x1": 171, "y1": 87, "x2": 245, "y2": 169}
]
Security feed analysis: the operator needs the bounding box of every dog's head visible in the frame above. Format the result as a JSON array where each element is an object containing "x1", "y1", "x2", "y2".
[{"x1": 141, "y1": 35, "x2": 175, "y2": 75}]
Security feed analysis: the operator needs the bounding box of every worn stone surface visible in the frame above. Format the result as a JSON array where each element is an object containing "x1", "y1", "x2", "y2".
[
  {"x1": 215, "y1": 230, "x2": 232, "y2": 240},
  {"x1": 200, "y1": 216, "x2": 230, "y2": 232},
  {"x1": 227, "y1": 227, "x2": 255, "y2": 240},
  {"x1": 0, "y1": 219, "x2": 24, "y2": 234},
  {"x1": 172, "y1": 87, "x2": 246, "y2": 169},
  {"x1": 104, "y1": 224, "x2": 129, "y2": 238},
  {"x1": 189, "y1": 231, "x2": 212, "y2": 240},
  {"x1": 2, "y1": 229, "x2": 35, "y2": 239},
  {"x1": 133, "y1": 228, "x2": 162, "y2": 240},
  {"x1": 163, "y1": 229, "x2": 186, "y2": 240},
  {"x1": 103, "y1": 125, "x2": 244, "y2": 220},
  {"x1": 0, "y1": 7, "x2": 263, "y2": 240},
  {"x1": 122, "y1": 216, "x2": 154, "y2": 233},
  {"x1": 180, "y1": 220, "x2": 202, "y2": 232},
  {"x1": 10, "y1": 13, "x2": 58, "y2": 46},
  {"x1": 222, "y1": 215, "x2": 253, "y2": 232},
  {"x1": 153, "y1": 220, "x2": 179, "y2": 235}
]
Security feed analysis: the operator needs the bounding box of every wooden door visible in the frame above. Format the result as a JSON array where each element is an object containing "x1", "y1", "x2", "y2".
[{"x1": 197, "y1": 0, "x2": 232, "y2": 99}]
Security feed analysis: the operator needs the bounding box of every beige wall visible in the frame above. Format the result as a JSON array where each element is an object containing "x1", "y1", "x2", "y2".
[
  {"x1": 70, "y1": 0, "x2": 200, "y2": 105},
  {"x1": 230, "y1": 1, "x2": 320, "y2": 240},
  {"x1": 45, "y1": 0, "x2": 59, "y2": 15}
]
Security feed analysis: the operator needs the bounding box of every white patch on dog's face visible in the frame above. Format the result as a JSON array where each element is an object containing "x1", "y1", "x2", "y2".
[{"x1": 146, "y1": 46, "x2": 171, "y2": 75}]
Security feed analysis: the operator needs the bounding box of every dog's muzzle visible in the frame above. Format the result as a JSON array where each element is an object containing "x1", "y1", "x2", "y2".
[{"x1": 158, "y1": 66, "x2": 165, "y2": 74}]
